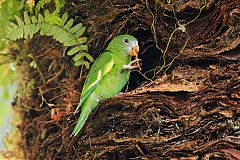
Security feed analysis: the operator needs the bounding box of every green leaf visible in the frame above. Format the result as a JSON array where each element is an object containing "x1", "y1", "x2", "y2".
[
  {"x1": 61, "y1": 12, "x2": 68, "y2": 26},
  {"x1": 53, "y1": 28, "x2": 67, "y2": 41},
  {"x1": 78, "y1": 45, "x2": 88, "y2": 51},
  {"x1": 42, "y1": 23, "x2": 52, "y2": 36},
  {"x1": 73, "y1": 53, "x2": 83, "y2": 61},
  {"x1": 23, "y1": 24, "x2": 30, "y2": 38},
  {"x1": 35, "y1": 23, "x2": 42, "y2": 33},
  {"x1": 46, "y1": 15, "x2": 62, "y2": 25},
  {"x1": 40, "y1": 23, "x2": 47, "y2": 35},
  {"x1": 29, "y1": 24, "x2": 35, "y2": 38},
  {"x1": 15, "y1": 27, "x2": 24, "y2": 39},
  {"x1": 6, "y1": 26, "x2": 14, "y2": 34},
  {"x1": 69, "y1": 23, "x2": 83, "y2": 33},
  {"x1": 74, "y1": 60, "x2": 90, "y2": 69},
  {"x1": 9, "y1": 22, "x2": 18, "y2": 29},
  {"x1": 78, "y1": 37, "x2": 88, "y2": 44},
  {"x1": 24, "y1": 12, "x2": 31, "y2": 24},
  {"x1": 73, "y1": 52, "x2": 93, "y2": 62},
  {"x1": 44, "y1": 9, "x2": 50, "y2": 18},
  {"x1": 84, "y1": 53, "x2": 94, "y2": 62},
  {"x1": 67, "y1": 46, "x2": 81, "y2": 56},
  {"x1": 47, "y1": 25, "x2": 58, "y2": 35},
  {"x1": 64, "y1": 19, "x2": 74, "y2": 30},
  {"x1": 14, "y1": 15, "x2": 24, "y2": 26},
  {"x1": 31, "y1": 16, "x2": 38, "y2": 23},
  {"x1": 75, "y1": 27, "x2": 86, "y2": 37},
  {"x1": 38, "y1": 13, "x2": 44, "y2": 22},
  {"x1": 63, "y1": 39, "x2": 79, "y2": 46},
  {"x1": 59, "y1": 32, "x2": 73, "y2": 43}
]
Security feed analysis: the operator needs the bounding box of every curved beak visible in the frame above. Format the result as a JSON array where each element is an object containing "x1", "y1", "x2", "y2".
[{"x1": 130, "y1": 44, "x2": 139, "y2": 57}]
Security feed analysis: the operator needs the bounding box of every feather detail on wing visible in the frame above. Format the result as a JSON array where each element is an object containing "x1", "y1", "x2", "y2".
[{"x1": 74, "y1": 58, "x2": 114, "y2": 114}]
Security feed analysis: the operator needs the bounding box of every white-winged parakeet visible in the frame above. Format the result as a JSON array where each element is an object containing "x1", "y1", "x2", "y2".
[{"x1": 72, "y1": 34, "x2": 140, "y2": 136}]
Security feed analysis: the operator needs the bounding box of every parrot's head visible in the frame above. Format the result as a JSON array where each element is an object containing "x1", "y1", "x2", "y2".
[{"x1": 107, "y1": 35, "x2": 139, "y2": 58}]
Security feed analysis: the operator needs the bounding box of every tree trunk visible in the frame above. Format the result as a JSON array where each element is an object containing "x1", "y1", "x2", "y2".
[{"x1": 18, "y1": 0, "x2": 240, "y2": 159}]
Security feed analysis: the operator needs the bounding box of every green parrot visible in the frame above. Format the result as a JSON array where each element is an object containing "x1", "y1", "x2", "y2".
[{"x1": 72, "y1": 35, "x2": 140, "y2": 136}]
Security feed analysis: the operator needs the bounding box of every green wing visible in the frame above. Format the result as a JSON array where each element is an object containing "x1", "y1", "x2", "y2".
[{"x1": 74, "y1": 51, "x2": 114, "y2": 113}]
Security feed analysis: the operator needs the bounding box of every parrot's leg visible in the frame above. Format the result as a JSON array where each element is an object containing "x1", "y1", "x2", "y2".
[{"x1": 122, "y1": 59, "x2": 141, "y2": 70}]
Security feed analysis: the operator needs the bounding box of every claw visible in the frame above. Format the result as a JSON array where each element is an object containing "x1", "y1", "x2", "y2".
[
  {"x1": 123, "y1": 59, "x2": 141, "y2": 70},
  {"x1": 129, "y1": 59, "x2": 141, "y2": 66},
  {"x1": 135, "y1": 56, "x2": 141, "y2": 70},
  {"x1": 122, "y1": 64, "x2": 138, "y2": 70}
]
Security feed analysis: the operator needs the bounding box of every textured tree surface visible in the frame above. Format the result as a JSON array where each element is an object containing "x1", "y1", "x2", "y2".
[{"x1": 16, "y1": 0, "x2": 240, "y2": 159}]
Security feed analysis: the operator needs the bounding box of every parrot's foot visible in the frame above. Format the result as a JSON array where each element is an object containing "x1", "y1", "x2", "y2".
[{"x1": 122, "y1": 59, "x2": 141, "y2": 70}]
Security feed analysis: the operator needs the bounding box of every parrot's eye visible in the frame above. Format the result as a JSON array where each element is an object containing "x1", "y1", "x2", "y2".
[{"x1": 124, "y1": 38, "x2": 129, "y2": 43}]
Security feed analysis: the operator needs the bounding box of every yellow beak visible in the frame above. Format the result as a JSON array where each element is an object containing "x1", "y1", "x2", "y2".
[
  {"x1": 130, "y1": 44, "x2": 141, "y2": 70},
  {"x1": 130, "y1": 45, "x2": 139, "y2": 57}
]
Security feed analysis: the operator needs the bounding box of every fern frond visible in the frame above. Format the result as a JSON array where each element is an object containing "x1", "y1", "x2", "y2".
[
  {"x1": 69, "y1": 23, "x2": 83, "y2": 33},
  {"x1": 64, "y1": 19, "x2": 74, "y2": 30},
  {"x1": 35, "y1": 0, "x2": 51, "y2": 14},
  {"x1": 67, "y1": 46, "x2": 82, "y2": 56},
  {"x1": 31, "y1": 15, "x2": 38, "y2": 23},
  {"x1": 78, "y1": 37, "x2": 88, "y2": 44},
  {"x1": 44, "y1": 9, "x2": 51, "y2": 18},
  {"x1": 24, "y1": 12, "x2": 31, "y2": 25},
  {"x1": 75, "y1": 27, "x2": 86, "y2": 37},
  {"x1": 74, "y1": 60, "x2": 90, "y2": 69},
  {"x1": 15, "y1": 15, "x2": 24, "y2": 26},
  {"x1": 7, "y1": 11, "x2": 93, "y2": 69},
  {"x1": 38, "y1": 13, "x2": 44, "y2": 22},
  {"x1": 60, "y1": 12, "x2": 68, "y2": 26},
  {"x1": 74, "y1": 52, "x2": 93, "y2": 62},
  {"x1": 84, "y1": 52, "x2": 94, "y2": 62}
]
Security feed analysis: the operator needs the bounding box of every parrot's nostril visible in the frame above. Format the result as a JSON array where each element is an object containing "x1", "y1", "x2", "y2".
[{"x1": 132, "y1": 45, "x2": 139, "y2": 53}]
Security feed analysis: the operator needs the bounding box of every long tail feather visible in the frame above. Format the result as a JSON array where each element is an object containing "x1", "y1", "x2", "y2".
[
  {"x1": 71, "y1": 95, "x2": 98, "y2": 137},
  {"x1": 74, "y1": 83, "x2": 98, "y2": 115},
  {"x1": 71, "y1": 106, "x2": 91, "y2": 137}
]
